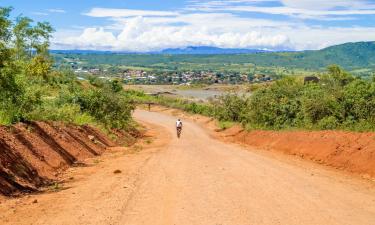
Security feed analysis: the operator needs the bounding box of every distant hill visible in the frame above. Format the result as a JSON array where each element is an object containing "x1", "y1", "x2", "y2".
[
  {"x1": 279, "y1": 41, "x2": 375, "y2": 69},
  {"x1": 53, "y1": 41, "x2": 375, "y2": 74},
  {"x1": 50, "y1": 50, "x2": 116, "y2": 54},
  {"x1": 51, "y1": 46, "x2": 271, "y2": 55},
  {"x1": 160, "y1": 46, "x2": 270, "y2": 54}
]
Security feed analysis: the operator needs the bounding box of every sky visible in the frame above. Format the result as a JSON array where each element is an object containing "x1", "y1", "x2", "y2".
[{"x1": 3, "y1": 0, "x2": 375, "y2": 51}]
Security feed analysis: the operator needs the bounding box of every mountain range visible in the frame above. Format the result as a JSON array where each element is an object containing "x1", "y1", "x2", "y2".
[
  {"x1": 51, "y1": 46, "x2": 271, "y2": 55},
  {"x1": 53, "y1": 41, "x2": 375, "y2": 72}
]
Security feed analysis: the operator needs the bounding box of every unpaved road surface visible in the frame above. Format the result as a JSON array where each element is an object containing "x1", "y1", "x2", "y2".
[{"x1": 1, "y1": 110, "x2": 375, "y2": 225}]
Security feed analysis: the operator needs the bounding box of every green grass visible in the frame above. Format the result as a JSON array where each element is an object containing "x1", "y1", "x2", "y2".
[
  {"x1": 49, "y1": 182, "x2": 62, "y2": 191},
  {"x1": 218, "y1": 121, "x2": 235, "y2": 130},
  {"x1": 0, "y1": 111, "x2": 13, "y2": 126}
]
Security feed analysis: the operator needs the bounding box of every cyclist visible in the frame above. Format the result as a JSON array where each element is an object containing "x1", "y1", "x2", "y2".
[{"x1": 176, "y1": 119, "x2": 183, "y2": 138}]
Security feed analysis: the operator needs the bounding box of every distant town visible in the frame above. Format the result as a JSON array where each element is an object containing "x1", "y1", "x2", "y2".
[{"x1": 71, "y1": 65, "x2": 274, "y2": 85}]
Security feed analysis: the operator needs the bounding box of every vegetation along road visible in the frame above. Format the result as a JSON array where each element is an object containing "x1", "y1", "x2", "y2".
[{"x1": 1, "y1": 110, "x2": 374, "y2": 225}]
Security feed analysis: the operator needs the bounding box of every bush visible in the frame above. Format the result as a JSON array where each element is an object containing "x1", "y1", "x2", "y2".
[
  {"x1": 300, "y1": 84, "x2": 343, "y2": 127},
  {"x1": 342, "y1": 79, "x2": 375, "y2": 122},
  {"x1": 317, "y1": 116, "x2": 339, "y2": 130},
  {"x1": 212, "y1": 94, "x2": 248, "y2": 122},
  {"x1": 76, "y1": 88, "x2": 135, "y2": 129},
  {"x1": 218, "y1": 121, "x2": 235, "y2": 130},
  {"x1": 243, "y1": 77, "x2": 303, "y2": 129},
  {"x1": 26, "y1": 102, "x2": 94, "y2": 125}
]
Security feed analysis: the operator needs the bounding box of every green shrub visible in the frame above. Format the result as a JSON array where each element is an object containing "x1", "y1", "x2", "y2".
[
  {"x1": 300, "y1": 84, "x2": 343, "y2": 127},
  {"x1": 218, "y1": 121, "x2": 235, "y2": 130},
  {"x1": 213, "y1": 94, "x2": 248, "y2": 122},
  {"x1": 76, "y1": 88, "x2": 135, "y2": 129},
  {"x1": 242, "y1": 77, "x2": 303, "y2": 129},
  {"x1": 26, "y1": 102, "x2": 94, "y2": 124},
  {"x1": 342, "y1": 79, "x2": 375, "y2": 122},
  {"x1": 317, "y1": 116, "x2": 339, "y2": 130},
  {"x1": 0, "y1": 110, "x2": 13, "y2": 125}
]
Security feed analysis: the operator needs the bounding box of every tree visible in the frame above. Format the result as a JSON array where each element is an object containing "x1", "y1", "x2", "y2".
[
  {"x1": 0, "y1": 7, "x2": 54, "y2": 123},
  {"x1": 13, "y1": 16, "x2": 32, "y2": 60},
  {"x1": 0, "y1": 7, "x2": 12, "y2": 67},
  {"x1": 326, "y1": 64, "x2": 354, "y2": 86}
]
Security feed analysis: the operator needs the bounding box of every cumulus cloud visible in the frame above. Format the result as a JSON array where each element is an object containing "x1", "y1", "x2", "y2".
[
  {"x1": 52, "y1": 1, "x2": 375, "y2": 51},
  {"x1": 54, "y1": 16, "x2": 292, "y2": 51}
]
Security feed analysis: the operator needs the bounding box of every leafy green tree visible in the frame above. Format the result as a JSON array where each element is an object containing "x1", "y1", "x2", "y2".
[
  {"x1": 76, "y1": 88, "x2": 135, "y2": 129},
  {"x1": 342, "y1": 79, "x2": 375, "y2": 123},
  {"x1": 0, "y1": 7, "x2": 54, "y2": 123},
  {"x1": 323, "y1": 64, "x2": 354, "y2": 87},
  {"x1": 26, "y1": 54, "x2": 52, "y2": 79},
  {"x1": 110, "y1": 80, "x2": 123, "y2": 93},
  {"x1": 0, "y1": 7, "x2": 12, "y2": 67},
  {"x1": 13, "y1": 16, "x2": 32, "y2": 60},
  {"x1": 245, "y1": 77, "x2": 303, "y2": 129},
  {"x1": 300, "y1": 84, "x2": 343, "y2": 128},
  {"x1": 213, "y1": 94, "x2": 248, "y2": 122}
]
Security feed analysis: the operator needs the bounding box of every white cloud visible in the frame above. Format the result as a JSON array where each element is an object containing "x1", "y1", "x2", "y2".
[
  {"x1": 189, "y1": 0, "x2": 375, "y2": 20},
  {"x1": 47, "y1": 9, "x2": 66, "y2": 13},
  {"x1": 219, "y1": 6, "x2": 375, "y2": 20},
  {"x1": 280, "y1": 0, "x2": 375, "y2": 10},
  {"x1": 32, "y1": 12, "x2": 49, "y2": 16},
  {"x1": 52, "y1": 2, "x2": 375, "y2": 51},
  {"x1": 260, "y1": 26, "x2": 375, "y2": 50},
  {"x1": 55, "y1": 27, "x2": 117, "y2": 49},
  {"x1": 53, "y1": 16, "x2": 291, "y2": 51},
  {"x1": 84, "y1": 8, "x2": 179, "y2": 17},
  {"x1": 32, "y1": 9, "x2": 66, "y2": 16},
  {"x1": 111, "y1": 12, "x2": 293, "y2": 32}
]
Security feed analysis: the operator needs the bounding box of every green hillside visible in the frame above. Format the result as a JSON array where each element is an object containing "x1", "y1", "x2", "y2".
[
  {"x1": 286, "y1": 42, "x2": 375, "y2": 69},
  {"x1": 54, "y1": 41, "x2": 375, "y2": 76}
]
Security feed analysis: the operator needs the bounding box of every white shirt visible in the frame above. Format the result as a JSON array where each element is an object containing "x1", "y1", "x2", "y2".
[{"x1": 176, "y1": 121, "x2": 182, "y2": 128}]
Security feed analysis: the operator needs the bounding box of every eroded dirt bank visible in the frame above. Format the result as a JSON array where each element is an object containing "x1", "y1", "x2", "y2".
[
  {"x1": 219, "y1": 128, "x2": 375, "y2": 178},
  {"x1": 149, "y1": 106, "x2": 375, "y2": 178},
  {"x1": 0, "y1": 121, "x2": 138, "y2": 196}
]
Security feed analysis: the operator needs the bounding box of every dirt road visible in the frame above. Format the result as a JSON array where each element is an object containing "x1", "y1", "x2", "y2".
[{"x1": 1, "y1": 110, "x2": 375, "y2": 225}]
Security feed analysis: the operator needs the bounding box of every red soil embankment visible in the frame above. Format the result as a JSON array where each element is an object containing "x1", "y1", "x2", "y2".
[
  {"x1": 218, "y1": 127, "x2": 375, "y2": 178},
  {"x1": 0, "y1": 121, "x2": 134, "y2": 196}
]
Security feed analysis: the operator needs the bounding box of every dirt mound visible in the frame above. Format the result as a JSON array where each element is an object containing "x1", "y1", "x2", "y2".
[
  {"x1": 0, "y1": 121, "x2": 134, "y2": 196},
  {"x1": 219, "y1": 128, "x2": 375, "y2": 177}
]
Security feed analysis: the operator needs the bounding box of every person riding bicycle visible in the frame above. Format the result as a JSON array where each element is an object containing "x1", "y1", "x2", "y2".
[{"x1": 176, "y1": 119, "x2": 183, "y2": 138}]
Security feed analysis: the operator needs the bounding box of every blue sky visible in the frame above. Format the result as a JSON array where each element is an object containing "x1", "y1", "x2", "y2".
[{"x1": 3, "y1": 0, "x2": 375, "y2": 51}]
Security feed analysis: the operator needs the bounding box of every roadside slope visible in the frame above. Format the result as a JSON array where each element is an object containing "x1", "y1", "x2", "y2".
[
  {"x1": 0, "y1": 121, "x2": 127, "y2": 196},
  {"x1": 220, "y1": 128, "x2": 375, "y2": 178}
]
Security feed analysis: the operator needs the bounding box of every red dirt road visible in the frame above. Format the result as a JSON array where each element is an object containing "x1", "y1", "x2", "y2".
[{"x1": 1, "y1": 110, "x2": 375, "y2": 225}]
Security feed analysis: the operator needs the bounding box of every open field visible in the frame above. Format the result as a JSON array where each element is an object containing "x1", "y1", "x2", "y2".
[{"x1": 123, "y1": 84, "x2": 252, "y2": 100}]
